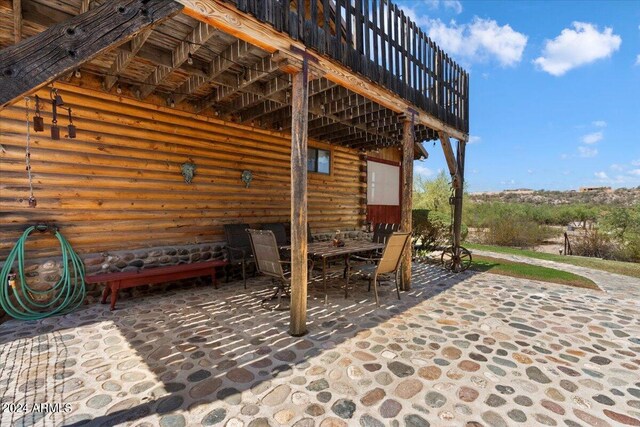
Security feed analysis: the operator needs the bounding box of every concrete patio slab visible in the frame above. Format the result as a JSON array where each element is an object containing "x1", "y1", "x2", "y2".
[{"x1": 1, "y1": 262, "x2": 639, "y2": 427}]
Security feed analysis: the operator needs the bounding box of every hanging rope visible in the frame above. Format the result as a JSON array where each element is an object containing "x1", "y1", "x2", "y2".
[
  {"x1": 0, "y1": 226, "x2": 86, "y2": 320},
  {"x1": 24, "y1": 97, "x2": 36, "y2": 207}
]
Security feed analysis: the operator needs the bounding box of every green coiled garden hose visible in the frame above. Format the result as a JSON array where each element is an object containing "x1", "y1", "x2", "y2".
[{"x1": 0, "y1": 225, "x2": 86, "y2": 320}]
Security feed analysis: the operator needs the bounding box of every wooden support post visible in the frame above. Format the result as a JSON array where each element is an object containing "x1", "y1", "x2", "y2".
[
  {"x1": 400, "y1": 116, "x2": 414, "y2": 291},
  {"x1": 0, "y1": 0, "x2": 183, "y2": 109},
  {"x1": 289, "y1": 58, "x2": 310, "y2": 337},
  {"x1": 451, "y1": 139, "x2": 466, "y2": 265},
  {"x1": 13, "y1": 0, "x2": 22, "y2": 44}
]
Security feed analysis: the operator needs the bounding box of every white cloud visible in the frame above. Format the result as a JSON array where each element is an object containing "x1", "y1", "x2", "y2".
[
  {"x1": 424, "y1": 0, "x2": 463, "y2": 14},
  {"x1": 427, "y1": 18, "x2": 528, "y2": 67},
  {"x1": 595, "y1": 171, "x2": 609, "y2": 180},
  {"x1": 630, "y1": 169, "x2": 640, "y2": 176},
  {"x1": 610, "y1": 164, "x2": 624, "y2": 172},
  {"x1": 632, "y1": 159, "x2": 640, "y2": 166},
  {"x1": 636, "y1": 54, "x2": 640, "y2": 66},
  {"x1": 468, "y1": 135, "x2": 481, "y2": 144},
  {"x1": 592, "y1": 120, "x2": 607, "y2": 127},
  {"x1": 581, "y1": 131, "x2": 603, "y2": 144},
  {"x1": 415, "y1": 164, "x2": 435, "y2": 177},
  {"x1": 578, "y1": 146, "x2": 598, "y2": 158},
  {"x1": 534, "y1": 22, "x2": 621, "y2": 76}
]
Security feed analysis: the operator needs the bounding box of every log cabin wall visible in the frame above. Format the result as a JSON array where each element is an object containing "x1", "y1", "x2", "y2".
[{"x1": 0, "y1": 83, "x2": 366, "y2": 261}]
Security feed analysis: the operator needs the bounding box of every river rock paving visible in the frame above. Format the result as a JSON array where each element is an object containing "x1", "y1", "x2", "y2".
[{"x1": 0, "y1": 259, "x2": 639, "y2": 426}]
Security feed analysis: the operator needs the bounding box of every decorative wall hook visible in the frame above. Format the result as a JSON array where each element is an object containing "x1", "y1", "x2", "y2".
[
  {"x1": 241, "y1": 170, "x2": 253, "y2": 188},
  {"x1": 30, "y1": 88, "x2": 78, "y2": 139},
  {"x1": 67, "y1": 108, "x2": 76, "y2": 139},
  {"x1": 181, "y1": 162, "x2": 196, "y2": 184},
  {"x1": 51, "y1": 100, "x2": 60, "y2": 140},
  {"x1": 33, "y1": 96, "x2": 44, "y2": 132}
]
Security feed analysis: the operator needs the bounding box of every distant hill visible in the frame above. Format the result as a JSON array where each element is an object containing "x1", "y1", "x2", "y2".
[{"x1": 469, "y1": 187, "x2": 640, "y2": 206}]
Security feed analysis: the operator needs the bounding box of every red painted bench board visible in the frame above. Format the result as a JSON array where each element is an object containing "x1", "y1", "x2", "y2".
[{"x1": 85, "y1": 260, "x2": 229, "y2": 310}]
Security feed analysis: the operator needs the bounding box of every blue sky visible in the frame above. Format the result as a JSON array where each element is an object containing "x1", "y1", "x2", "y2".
[{"x1": 396, "y1": 0, "x2": 640, "y2": 192}]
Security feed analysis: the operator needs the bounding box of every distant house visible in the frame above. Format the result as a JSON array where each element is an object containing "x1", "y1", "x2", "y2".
[{"x1": 579, "y1": 186, "x2": 612, "y2": 193}]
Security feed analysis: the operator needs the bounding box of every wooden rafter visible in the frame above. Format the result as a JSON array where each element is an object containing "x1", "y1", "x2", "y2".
[
  {"x1": 219, "y1": 74, "x2": 291, "y2": 114},
  {"x1": 239, "y1": 78, "x2": 336, "y2": 122},
  {"x1": 174, "y1": 39, "x2": 253, "y2": 104},
  {"x1": 13, "y1": 0, "x2": 21, "y2": 43},
  {"x1": 0, "y1": 0, "x2": 183, "y2": 109},
  {"x1": 80, "y1": 0, "x2": 91, "y2": 13},
  {"x1": 197, "y1": 53, "x2": 283, "y2": 111},
  {"x1": 104, "y1": 29, "x2": 153, "y2": 91},
  {"x1": 176, "y1": 0, "x2": 469, "y2": 141},
  {"x1": 138, "y1": 21, "x2": 218, "y2": 99}
]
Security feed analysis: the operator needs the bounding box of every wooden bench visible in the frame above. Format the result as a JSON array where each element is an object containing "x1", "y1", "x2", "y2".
[{"x1": 85, "y1": 260, "x2": 229, "y2": 311}]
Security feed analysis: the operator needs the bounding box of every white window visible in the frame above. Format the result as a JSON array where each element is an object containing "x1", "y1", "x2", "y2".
[{"x1": 367, "y1": 161, "x2": 400, "y2": 205}]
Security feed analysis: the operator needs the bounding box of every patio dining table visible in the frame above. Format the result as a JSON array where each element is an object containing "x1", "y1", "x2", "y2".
[{"x1": 282, "y1": 241, "x2": 385, "y2": 303}]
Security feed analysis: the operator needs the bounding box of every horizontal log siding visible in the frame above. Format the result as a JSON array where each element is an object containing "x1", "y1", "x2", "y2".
[{"x1": 0, "y1": 84, "x2": 365, "y2": 258}]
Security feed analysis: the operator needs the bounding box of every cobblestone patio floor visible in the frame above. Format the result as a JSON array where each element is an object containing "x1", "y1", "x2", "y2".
[{"x1": 1, "y1": 260, "x2": 639, "y2": 427}]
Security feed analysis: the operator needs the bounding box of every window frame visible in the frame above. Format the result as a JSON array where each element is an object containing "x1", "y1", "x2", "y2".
[{"x1": 307, "y1": 146, "x2": 332, "y2": 175}]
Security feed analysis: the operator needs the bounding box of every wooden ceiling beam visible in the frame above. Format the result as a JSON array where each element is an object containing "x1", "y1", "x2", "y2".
[
  {"x1": 0, "y1": 0, "x2": 183, "y2": 109},
  {"x1": 104, "y1": 28, "x2": 153, "y2": 91},
  {"x1": 197, "y1": 53, "x2": 282, "y2": 111},
  {"x1": 218, "y1": 72, "x2": 291, "y2": 115},
  {"x1": 177, "y1": 0, "x2": 469, "y2": 142},
  {"x1": 348, "y1": 135, "x2": 395, "y2": 150},
  {"x1": 239, "y1": 79, "x2": 336, "y2": 122},
  {"x1": 13, "y1": 0, "x2": 21, "y2": 43},
  {"x1": 173, "y1": 38, "x2": 254, "y2": 104},
  {"x1": 138, "y1": 21, "x2": 218, "y2": 99}
]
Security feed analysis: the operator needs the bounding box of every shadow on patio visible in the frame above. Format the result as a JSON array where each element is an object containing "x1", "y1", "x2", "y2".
[{"x1": 0, "y1": 262, "x2": 473, "y2": 426}]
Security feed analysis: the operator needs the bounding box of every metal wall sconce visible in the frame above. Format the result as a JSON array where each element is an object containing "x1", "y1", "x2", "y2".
[
  {"x1": 181, "y1": 162, "x2": 196, "y2": 184},
  {"x1": 32, "y1": 89, "x2": 78, "y2": 140},
  {"x1": 241, "y1": 170, "x2": 253, "y2": 188}
]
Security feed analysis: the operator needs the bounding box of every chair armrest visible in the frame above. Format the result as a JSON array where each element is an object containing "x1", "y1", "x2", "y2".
[{"x1": 351, "y1": 255, "x2": 380, "y2": 263}]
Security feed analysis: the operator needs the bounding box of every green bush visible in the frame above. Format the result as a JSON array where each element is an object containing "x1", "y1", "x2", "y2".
[
  {"x1": 478, "y1": 206, "x2": 556, "y2": 248},
  {"x1": 412, "y1": 209, "x2": 467, "y2": 250},
  {"x1": 571, "y1": 230, "x2": 617, "y2": 259}
]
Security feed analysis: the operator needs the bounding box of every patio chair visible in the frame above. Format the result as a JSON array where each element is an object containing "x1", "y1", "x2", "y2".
[
  {"x1": 261, "y1": 223, "x2": 289, "y2": 246},
  {"x1": 345, "y1": 231, "x2": 411, "y2": 306},
  {"x1": 223, "y1": 223, "x2": 255, "y2": 289},
  {"x1": 354, "y1": 222, "x2": 400, "y2": 269},
  {"x1": 247, "y1": 229, "x2": 313, "y2": 310}
]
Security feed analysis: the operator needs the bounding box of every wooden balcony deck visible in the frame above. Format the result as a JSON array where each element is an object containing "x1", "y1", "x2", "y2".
[{"x1": 231, "y1": 0, "x2": 469, "y2": 134}]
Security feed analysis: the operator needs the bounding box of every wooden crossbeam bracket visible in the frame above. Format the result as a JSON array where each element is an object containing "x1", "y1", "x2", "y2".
[
  {"x1": 438, "y1": 131, "x2": 461, "y2": 189},
  {"x1": 238, "y1": 79, "x2": 336, "y2": 122},
  {"x1": 138, "y1": 21, "x2": 218, "y2": 99},
  {"x1": 0, "y1": 0, "x2": 183, "y2": 109},
  {"x1": 104, "y1": 28, "x2": 153, "y2": 91},
  {"x1": 197, "y1": 52, "x2": 286, "y2": 112},
  {"x1": 174, "y1": 39, "x2": 254, "y2": 104}
]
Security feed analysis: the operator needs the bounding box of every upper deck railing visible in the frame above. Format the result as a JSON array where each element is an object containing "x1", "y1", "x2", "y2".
[{"x1": 230, "y1": 0, "x2": 469, "y2": 134}]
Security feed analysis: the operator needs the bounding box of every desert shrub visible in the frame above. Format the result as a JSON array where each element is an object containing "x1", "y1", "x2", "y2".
[
  {"x1": 479, "y1": 206, "x2": 556, "y2": 248},
  {"x1": 412, "y1": 209, "x2": 467, "y2": 250},
  {"x1": 571, "y1": 229, "x2": 618, "y2": 259}
]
